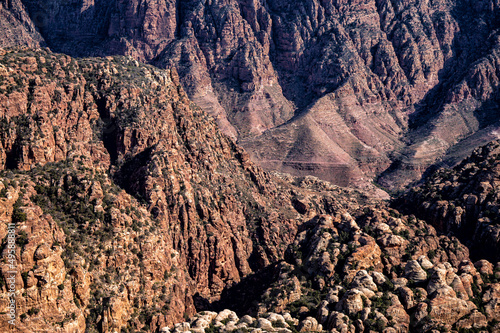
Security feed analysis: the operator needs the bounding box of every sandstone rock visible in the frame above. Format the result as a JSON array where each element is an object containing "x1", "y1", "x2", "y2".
[
  {"x1": 239, "y1": 315, "x2": 255, "y2": 325},
  {"x1": 413, "y1": 302, "x2": 429, "y2": 323},
  {"x1": 335, "y1": 289, "x2": 365, "y2": 315},
  {"x1": 351, "y1": 270, "x2": 378, "y2": 292},
  {"x1": 191, "y1": 318, "x2": 210, "y2": 331},
  {"x1": 475, "y1": 260, "x2": 494, "y2": 275},
  {"x1": 392, "y1": 278, "x2": 408, "y2": 288},
  {"x1": 398, "y1": 142, "x2": 500, "y2": 262},
  {"x1": 386, "y1": 296, "x2": 410, "y2": 332},
  {"x1": 102, "y1": 296, "x2": 133, "y2": 333},
  {"x1": 265, "y1": 313, "x2": 287, "y2": 327},
  {"x1": 427, "y1": 265, "x2": 449, "y2": 297},
  {"x1": 383, "y1": 328, "x2": 397, "y2": 333},
  {"x1": 215, "y1": 309, "x2": 239, "y2": 325},
  {"x1": 0, "y1": 49, "x2": 339, "y2": 331},
  {"x1": 316, "y1": 301, "x2": 330, "y2": 326},
  {"x1": 34, "y1": 244, "x2": 51, "y2": 261},
  {"x1": 2, "y1": 0, "x2": 500, "y2": 197},
  {"x1": 378, "y1": 234, "x2": 407, "y2": 248},
  {"x1": 283, "y1": 313, "x2": 298, "y2": 326},
  {"x1": 414, "y1": 288, "x2": 428, "y2": 303},
  {"x1": 344, "y1": 235, "x2": 382, "y2": 281},
  {"x1": 298, "y1": 317, "x2": 322, "y2": 332},
  {"x1": 397, "y1": 286, "x2": 415, "y2": 310},
  {"x1": 418, "y1": 256, "x2": 434, "y2": 270},
  {"x1": 374, "y1": 223, "x2": 392, "y2": 235},
  {"x1": 326, "y1": 286, "x2": 344, "y2": 304},
  {"x1": 172, "y1": 322, "x2": 190, "y2": 332},
  {"x1": 256, "y1": 318, "x2": 274, "y2": 331},
  {"x1": 325, "y1": 311, "x2": 355, "y2": 332},
  {"x1": 370, "y1": 271, "x2": 387, "y2": 285},
  {"x1": 483, "y1": 283, "x2": 500, "y2": 320},
  {"x1": 428, "y1": 296, "x2": 476, "y2": 325},
  {"x1": 1, "y1": 43, "x2": 500, "y2": 333},
  {"x1": 371, "y1": 310, "x2": 389, "y2": 327},
  {"x1": 455, "y1": 310, "x2": 488, "y2": 330},
  {"x1": 404, "y1": 260, "x2": 428, "y2": 284},
  {"x1": 450, "y1": 274, "x2": 469, "y2": 300}
]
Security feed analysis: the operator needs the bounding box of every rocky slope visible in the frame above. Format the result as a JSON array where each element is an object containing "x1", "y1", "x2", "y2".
[
  {"x1": 171, "y1": 206, "x2": 500, "y2": 333},
  {"x1": 0, "y1": 47, "x2": 364, "y2": 332},
  {"x1": 0, "y1": 0, "x2": 44, "y2": 49},
  {"x1": 396, "y1": 140, "x2": 500, "y2": 264},
  {"x1": 3, "y1": 0, "x2": 500, "y2": 192},
  {"x1": 1, "y1": 48, "x2": 500, "y2": 332}
]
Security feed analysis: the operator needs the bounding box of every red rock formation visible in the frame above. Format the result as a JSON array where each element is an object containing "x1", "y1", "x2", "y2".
[
  {"x1": 5, "y1": 0, "x2": 500, "y2": 192},
  {"x1": 0, "y1": 48, "x2": 359, "y2": 332},
  {"x1": 397, "y1": 140, "x2": 500, "y2": 262}
]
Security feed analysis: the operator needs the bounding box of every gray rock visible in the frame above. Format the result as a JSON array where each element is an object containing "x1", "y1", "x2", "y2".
[{"x1": 404, "y1": 260, "x2": 428, "y2": 283}]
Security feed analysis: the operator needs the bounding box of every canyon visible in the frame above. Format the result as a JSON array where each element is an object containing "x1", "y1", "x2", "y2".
[
  {"x1": 0, "y1": 47, "x2": 498, "y2": 333},
  {"x1": 1, "y1": 0, "x2": 500, "y2": 332},
  {"x1": 3, "y1": 0, "x2": 500, "y2": 193}
]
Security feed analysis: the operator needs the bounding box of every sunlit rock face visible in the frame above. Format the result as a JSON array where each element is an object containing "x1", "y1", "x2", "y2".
[{"x1": 4, "y1": 0, "x2": 500, "y2": 193}]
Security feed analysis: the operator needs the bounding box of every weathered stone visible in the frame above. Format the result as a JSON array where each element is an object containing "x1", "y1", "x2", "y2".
[
  {"x1": 298, "y1": 317, "x2": 322, "y2": 332},
  {"x1": 404, "y1": 260, "x2": 428, "y2": 284},
  {"x1": 335, "y1": 289, "x2": 365, "y2": 315}
]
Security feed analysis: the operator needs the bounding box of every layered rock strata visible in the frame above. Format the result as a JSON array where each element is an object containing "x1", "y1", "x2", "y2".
[{"x1": 3, "y1": 0, "x2": 500, "y2": 191}]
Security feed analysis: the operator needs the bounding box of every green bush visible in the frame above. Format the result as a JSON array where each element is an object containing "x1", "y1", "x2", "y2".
[
  {"x1": 27, "y1": 308, "x2": 40, "y2": 316},
  {"x1": 12, "y1": 200, "x2": 27, "y2": 223},
  {"x1": 16, "y1": 230, "x2": 29, "y2": 248}
]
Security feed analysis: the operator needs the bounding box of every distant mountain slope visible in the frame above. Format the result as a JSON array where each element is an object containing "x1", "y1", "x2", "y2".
[{"x1": 3, "y1": 0, "x2": 500, "y2": 192}]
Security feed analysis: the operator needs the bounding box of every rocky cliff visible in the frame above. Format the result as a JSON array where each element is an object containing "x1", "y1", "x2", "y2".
[
  {"x1": 165, "y1": 201, "x2": 500, "y2": 333},
  {"x1": 3, "y1": 0, "x2": 500, "y2": 192},
  {"x1": 0, "y1": 48, "x2": 500, "y2": 332},
  {"x1": 396, "y1": 140, "x2": 500, "y2": 264},
  {"x1": 0, "y1": 47, "x2": 362, "y2": 332},
  {"x1": 0, "y1": 48, "x2": 269, "y2": 331}
]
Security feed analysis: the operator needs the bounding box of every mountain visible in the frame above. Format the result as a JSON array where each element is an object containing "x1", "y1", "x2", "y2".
[
  {"x1": 396, "y1": 140, "x2": 500, "y2": 263},
  {"x1": 3, "y1": 0, "x2": 500, "y2": 193},
  {"x1": 0, "y1": 47, "x2": 362, "y2": 332},
  {"x1": 0, "y1": 47, "x2": 500, "y2": 333},
  {"x1": 3, "y1": 1, "x2": 500, "y2": 332}
]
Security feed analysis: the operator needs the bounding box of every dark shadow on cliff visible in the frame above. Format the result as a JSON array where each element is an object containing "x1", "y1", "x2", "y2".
[
  {"x1": 113, "y1": 147, "x2": 154, "y2": 204},
  {"x1": 206, "y1": 262, "x2": 282, "y2": 316},
  {"x1": 22, "y1": 0, "x2": 113, "y2": 58},
  {"x1": 206, "y1": 217, "x2": 319, "y2": 316},
  {"x1": 96, "y1": 97, "x2": 119, "y2": 164}
]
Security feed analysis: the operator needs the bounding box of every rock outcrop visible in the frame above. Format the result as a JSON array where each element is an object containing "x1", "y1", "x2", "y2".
[
  {"x1": 397, "y1": 140, "x2": 500, "y2": 262},
  {"x1": 0, "y1": 47, "x2": 363, "y2": 332},
  {"x1": 212, "y1": 204, "x2": 500, "y2": 332},
  {"x1": 0, "y1": 48, "x2": 316, "y2": 332}
]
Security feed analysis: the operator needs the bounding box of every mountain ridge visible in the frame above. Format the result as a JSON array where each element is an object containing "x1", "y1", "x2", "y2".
[
  {"x1": 5, "y1": 0, "x2": 500, "y2": 191},
  {"x1": 4, "y1": 1, "x2": 500, "y2": 332},
  {"x1": 0, "y1": 47, "x2": 500, "y2": 333},
  {"x1": 0, "y1": 47, "x2": 367, "y2": 332}
]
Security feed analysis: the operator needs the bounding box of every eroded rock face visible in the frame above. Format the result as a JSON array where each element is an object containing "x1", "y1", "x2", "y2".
[
  {"x1": 210, "y1": 202, "x2": 500, "y2": 333},
  {"x1": 0, "y1": 48, "x2": 317, "y2": 332},
  {"x1": 162, "y1": 310, "x2": 316, "y2": 333},
  {"x1": 0, "y1": 184, "x2": 85, "y2": 332},
  {"x1": 397, "y1": 141, "x2": 500, "y2": 262},
  {"x1": 0, "y1": 0, "x2": 45, "y2": 48},
  {"x1": 3, "y1": 0, "x2": 500, "y2": 193},
  {"x1": 404, "y1": 260, "x2": 427, "y2": 284},
  {"x1": 0, "y1": 48, "x2": 375, "y2": 333},
  {"x1": 2, "y1": 35, "x2": 500, "y2": 333}
]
